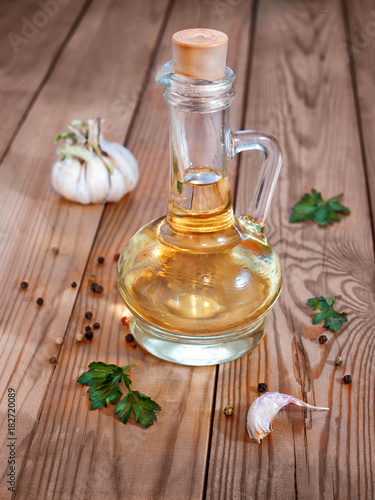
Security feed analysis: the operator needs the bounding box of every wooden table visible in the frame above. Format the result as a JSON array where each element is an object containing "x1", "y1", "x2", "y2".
[{"x1": 1, "y1": 0, "x2": 374, "y2": 498}]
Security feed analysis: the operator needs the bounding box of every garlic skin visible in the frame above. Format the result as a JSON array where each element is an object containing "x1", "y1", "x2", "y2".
[
  {"x1": 51, "y1": 118, "x2": 139, "y2": 204},
  {"x1": 247, "y1": 392, "x2": 329, "y2": 443}
]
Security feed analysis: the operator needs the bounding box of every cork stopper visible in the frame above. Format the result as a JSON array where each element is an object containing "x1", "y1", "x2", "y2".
[{"x1": 172, "y1": 29, "x2": 228, "y2": 80}]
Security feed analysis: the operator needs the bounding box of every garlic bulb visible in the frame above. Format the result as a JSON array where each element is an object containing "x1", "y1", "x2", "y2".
[
  {"x1": 51, "y1": 118, "x2": 139, "y2": 204},
  {"x1": 247, "y1": 392, "x2": 329, "y2": 443}
]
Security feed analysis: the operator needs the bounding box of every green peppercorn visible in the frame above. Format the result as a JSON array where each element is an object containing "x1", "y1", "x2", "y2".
[
  {"x1": 335, "y1": 356, "x2": 343, "y2": 366},
  {"x1": 223, "y1": 406, "x2": 234, "y2": 416}
]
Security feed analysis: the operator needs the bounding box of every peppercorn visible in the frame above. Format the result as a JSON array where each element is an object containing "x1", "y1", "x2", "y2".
[
  {"x1": 343, "y1": 374, "x2": 352, "y2": 384},
  {"x1": 85, "y1": 311, "x2": 93, "y2": 320},
  {"x1": 93, "y1": 322, "x2": 100, "y2": 329},
  {"x1": 223, "y1": 406, "x2": 234, "y2": 416},
  {"x1": 51, "y1": 246, "x2": 59, "y2": 255},
  {"x1": 114, "y1": 253, "x2": 120, "y2": 261},
  {"x1": 49, "y1": 356, "x2": 57, "y2": 364},
  {"x1": 36, "y1": 297, "x2": 44, "y2": 306},
  {"x1": 319, "y1": 335, "x2": 328, "y2": 344},
  {"x1": 121, "y1": 316, "x2": 129, "y2": 325},
  {"x1": 335, "y1": 356, "x2": 343, "y2": 366},
  {"x1": 257, "y1": 383, "x2": 268, "y2": 394},
  {"x1": 71, "y1": 281, "x2": 77, "y2": 288},
  {"x1": 125, "y1": 333, "x2": 134, "y2": 343},
  {"x1": 56, "y1": 337, "x2": 64, "y2": 345},
  {"x1": 90, "y1": 282, "x2": 103, "y2": 294},
  {"x1": 97, "y1": 256, "x2": 105, "y2": 264},
  {"x1": 84, "y1": 331, "x2": 94, "y2": 340},
  {"x1": 85, "y1": 325, "x2": 92, "y2": 332},
  {"x1": 76, "y1": 333, "x2": 84, "y2": 342},
  {"x1": 20, "y1": 281, "x2": 28, "y2": 289},
  {"x1": 88, "y1": 274, "x2": 95, "y2": 282}
]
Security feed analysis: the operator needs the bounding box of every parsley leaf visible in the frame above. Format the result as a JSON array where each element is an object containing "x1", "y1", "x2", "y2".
[
  {"x1": 77, "y1": 362, "x2": 161, "y2": 428},
  {"x1": 306, "y1": 295, "x2": 348, "y2": 332},
  {"x1": 115, "y1": 391, "x2": 161, "y2": 428},
  {"x1": 290, "y1": 189, "x2": 350, "y2": 226}
]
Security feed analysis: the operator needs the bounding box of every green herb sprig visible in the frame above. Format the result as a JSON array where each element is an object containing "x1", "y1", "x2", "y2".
[
  {"x1": 290, "y1": 189, "x2": 350, "y2": 226},
  {"x1": 77, "y1": 362, "x2": 161, "y2": 428},
  {"x1": 306, "y1": 295, "x2": 348, "y2": 332}
]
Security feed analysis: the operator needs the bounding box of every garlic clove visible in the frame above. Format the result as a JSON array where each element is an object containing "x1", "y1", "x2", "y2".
[
  {"x1": 75, "y1": 165, "x2": 91, "y2": 205},
  {"x1": 106, "y1": 167, "x2": 128, "y2": 202},
  {"x1": 100, "y1": 139, "x2": 139, "y2": 190},
  {"x1": 51, "y1": 159, "x2": 81, "y2": 201},
  {"x1": 86, "y1": 156, "x2": 110, "y2": 203},
  {"x1": 247, "y1": 392, "x2": 329, "y2": 443}
]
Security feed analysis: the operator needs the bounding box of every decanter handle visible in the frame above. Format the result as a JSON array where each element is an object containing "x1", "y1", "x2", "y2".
[{"x1": 231, "y1": 131, "x2": 283, "y2": 227}]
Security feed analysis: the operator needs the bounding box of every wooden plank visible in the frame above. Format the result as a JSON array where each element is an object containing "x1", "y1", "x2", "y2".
[
  {"x1": 344, "y1": 0, "x2": 375, "y2": 234},
  {"x1": 0, "y1": 1, "x2": 170, "y2": 498},
  {"x1": 14, "y1": 1, "x2": 255, "y2": 499},
  {"x1": 0, "y1": 0, "x2": 89, "y2": 159},
  {"x1": 207, "y1": 0, "x2": 375, "y2": 498}
]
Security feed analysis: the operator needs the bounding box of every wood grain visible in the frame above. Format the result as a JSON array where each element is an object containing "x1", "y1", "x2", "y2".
[
  {"x1": 0, "y1": 0, "x2": 170, "y2": 498},
  {"x1": 0, "y1": 0, "x2": 90, "y2": 159},
  {"x1": 13, "y1": 0, "x2": 255, "y2": 499},
  {"x1": 207, "y1": 0, "x2": 375, "y2": 499},
  {"x1": 344, "y1": 0, "x2": 375, "y2": 234}
]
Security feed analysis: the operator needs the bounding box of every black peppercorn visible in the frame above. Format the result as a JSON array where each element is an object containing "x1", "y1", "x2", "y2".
[
  {"x1": 114, "y1": 253, "x2": 120, "y2": 261},
  {"x1": 49, "y1": 356, "x2": 57, "y2": 364},
  {"x1": 51, "y1": 246, "x2": 59, "y2": 255},
  {"x1": 84, "y1": 331, "x2": 94, "y2": 340},
  {"x1": 319, "y1": 335, "x2": 328, "y2": 344},
  {"x1": 36, "y1": 297, "x2": 44, "y2": 306},
  {"x1": 125, "y1": 333, "x2": 134, "y2": 343},
  {"x1": 257, "y1": 383, "x2": 268, "y2": 394},
  {"x1": 93, "y1": 322, "x2": 100, "y2": 329},
  {"x1": 71, "y1": 281, "x2": 77, "y2": 288},
  {"x1": 90, "y1": 282, "x2": 103, "y2": 294},
  {"x1": 85, "y1": 311, "x2": 93, "y2": 320},
  {"x1": 97, "y1": 256, "x2": 105, "y2": 264},
  {"x1": 85, "y1": 325, "x2": 92, "y2": 332},
  {"x1": 343, "y1": 375, "x2": 352, "y2": 384},
  {"x1": 20, "y1": 281, "x2": 28, "y2": 289}
]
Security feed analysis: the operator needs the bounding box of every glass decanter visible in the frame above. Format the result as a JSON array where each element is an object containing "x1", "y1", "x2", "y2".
[{"x1": 117, "y1": 30, "x2": 282, "y2": 366}]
